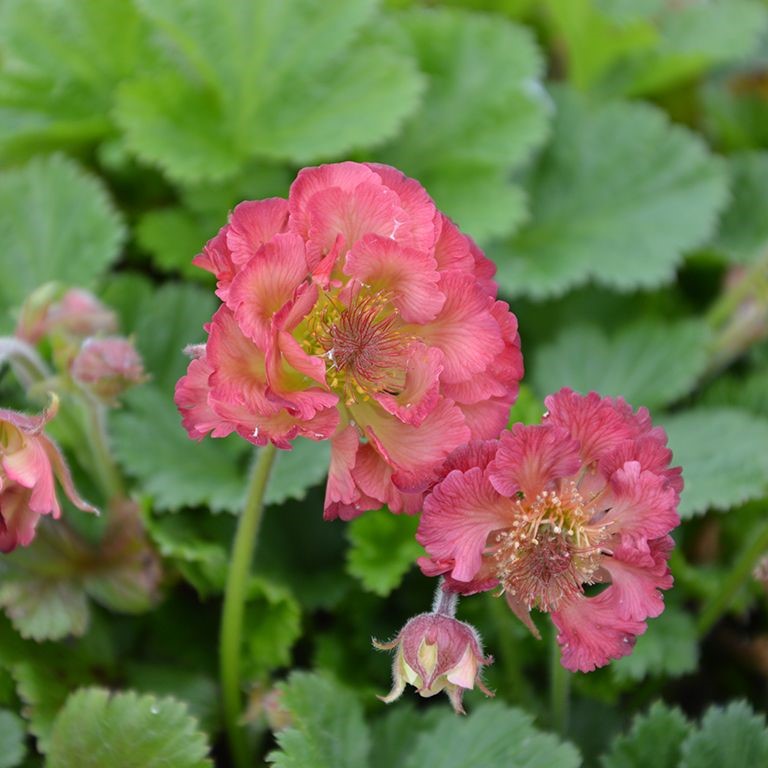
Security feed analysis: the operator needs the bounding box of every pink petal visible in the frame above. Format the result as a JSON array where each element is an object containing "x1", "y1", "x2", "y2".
[
  {"x1": 352, "y1": 398, "x2": 470, "y2": 493},
  {"x1": 374, "y1": 344, "x2": 443, "y2": 426},
  {"x1": 468, "y1": 237, "x2": 498, "y2": 297},
  {"x1": 488, "y1": 424, "x2": 581, "y2": 500},
  {"x1": 0, "y1": 485, "x2": 37, "y2": 551},
  {"x1": 323, "y1": 425, "x2": 371, "y2": 520},
  {"x1": 544, "y1": 389, "x2": 657, "y2": 466},
  {"x1": 439, "y1": 439, "x2": 499, "y2": 478},
  {"x1": 456, "y1": 398, "x2": 513, "y2": 441},
  {"x1": 600, "y1": 461, "x2": 680, "y2": 545},
  {"x1": 351, "y1": 443, "x2": 423, "y2": 515},
  {"x1": 414, "y1": 272, "x2": 504, "y2": 385},
  {"x1": 600, "y1": 536, "x2": 674, "y2": 621},
  {"x1": 551, "y1": 591, "x2": 647, "y2": 672},
  {"x1": 193, "y1": 228, "x2": 236, "y2": 302},
  {"x1": 344, "y1": 235, "x2": 445, "y2": 323},
  {"x1": 364, "y1": 163, "x2": 438, "y2": 251},
  {"x1": 40, "y1": 434, "x2": 97, "y2": 514},
  {"x1": 226, "y1": 198, "x2": 289, "y2": 266},
  {"x1": 227, "y1": 233, "x2": 309, "y2": 345},
  {"x1": 417, "y1": 466, "x2": 513, "y2": 582},
  {"x1": 175, "y1": 355, "x2": 238, "y2": 440},
  {"x1": 433, "y1": 215, "x2": 475, "y2": 273}
]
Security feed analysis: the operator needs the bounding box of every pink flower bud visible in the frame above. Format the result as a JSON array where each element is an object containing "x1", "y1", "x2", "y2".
[
  {"x1": 374, "y1": 612, "x2": 493, "y2": 714},
  {"x1": 16, "y1": 286, "x2": 117, "y2": 345},
  {"x1": 0, "y1": 397, "x2": 97, "y2": 552},
  {"x1": 71, "y1": 336, "x2": 147, "y2": 403}
]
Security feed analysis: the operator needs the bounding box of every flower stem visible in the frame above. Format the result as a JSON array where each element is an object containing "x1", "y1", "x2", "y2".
[
  {"x1": 549, "y1": 630, "x2": 570, "y2": 736},
  {"x1": 220, "y1": 445, "x2": 277, "y2": 768},
  {"x1": 432, "y1": 578, "x2": 459, "y2": 617},
  {"x1": 81, "y1": 395, "x2": 124, "y2": 501},
  {"x1": 697, "y1": 515, "x2": 768, "y2": 637}
]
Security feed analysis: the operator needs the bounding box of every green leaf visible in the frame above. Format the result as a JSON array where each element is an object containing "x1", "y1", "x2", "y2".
[
  {"x1": 404, "y1": 701, "x2": 581, "y2": 768},
  {"x1": 612, "y1": 607, "x2": 698, "y2": 682},
  {"x1": 680, "y1": 702, "x2": 768, "y2": 768},
  {"x1": 242, "y1": 579, "x2": 301, "y2": 679},
  {"x1": 711, "y1": 152, "x2": 768, "y2": 264},
  {"x1": 346, "y1": 510, "x2": 422, "y2": 597},
  {"x1": 380, "y1": 8, "x2": 549, "y2": 240},
  {"x1": 129, "y1": 282, "x2": 217, "y2": 394},
  {"x1": 0, "y1": 155, "x2": 125, "y2": 310},
  {"x1": 265, "y1": 439, "x2": 331, "y2": 507},
  {"x1": 494, "y1": 87, "x2": 728, "y2": 299},
  {"x1": 111, "y1": 386, "x2": 250, "y2": 514},
  {"x1": 601, "y1": 701, "x2": 691, "y2": 768},
  {"x1": 507, "y1": 383, "x2": 545, "y2": 426},
  {"x1": 532, "y1": 320, "x2": 710, "y2": 410},
  {"x1": 702, "y1": 70, "x2": 768, "y2": 152},
  {"x1": 267, "y1": 672, "x2": 369, "y2": 768},
  {"x1": 663, "y1": 408, "x2": 768, "y2": 518},
  {"x1": 117, "y1": 0, "x2": 422, "y2": 182},
  {"x1": 701, "y1": 366, "x2": 768, "y2": 420},
  {"x1": 47, "y1": 688, "x2": 212, "y2": 768},
  {"x1": 0, "y1": 0, "x2": 154, "y2": 159},
  {"x1": 135, "y1": 208, "x2": 214, "y2": 280},
  {"x1": 0, "y1": 709, "x2": 26, "y2": 768},
  {"x1": 0, "y1": 580, "x2": 88, "y2": 643}
]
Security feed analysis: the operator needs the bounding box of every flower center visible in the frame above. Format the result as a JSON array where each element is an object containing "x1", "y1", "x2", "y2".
[
  {"x1": 489, "y1": 481, "x2": 608, "y2": 612},
  {"x1": 303, "y1": 289, "x2": 410, "y2": 403}
]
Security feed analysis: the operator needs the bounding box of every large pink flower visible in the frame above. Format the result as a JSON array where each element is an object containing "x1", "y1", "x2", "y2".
[
  {"x1": 417, "y1": 389, "x2": 682, "y2": 672},
  {"x1": 175, "y1": 162, "x2": 522, "y2": 519},
  {"x1": 0, "y1": 398, "x2": 96, "y2": 552}
]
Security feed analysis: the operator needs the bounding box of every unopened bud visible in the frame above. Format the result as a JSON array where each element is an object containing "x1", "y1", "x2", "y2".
[
  {"x1": 71, "y1": 336, "x2": 147, "y2": 403},
  {"x1": 373, "y1": 612, "x2": 493, "y2": 715}
]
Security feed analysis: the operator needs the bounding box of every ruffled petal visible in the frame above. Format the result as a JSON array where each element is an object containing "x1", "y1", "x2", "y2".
[
  {"x1": 344, "y1": 235, "x2": 445, "y2": 323},
  {"x1": 551, "y1": 591, "x2": 647, "y2": 672},
  {"x1": 226, "y1": 198, "x2": 289, "y2": 265},
  {"x1": 417, "y1": 466, "x2": 514, "y2": 582},
  {"x1": 433, "y1": 215, "x2": 475, "y2": 273},
  {"x1": 175, "y1": 355, "x2": 238, "y2": 440},
  {"x1": 488, "y1": 423, "x2": 582, "y2": 499},
  {"x1": 193, "y1": 228, "x2": 236, "y2": 302},
  {"x1": 351, "y1": 443, "x2": 423, "y2": 515},
  {"x1": 414, "y1": 272, "x2": 504, "y2": 384}
]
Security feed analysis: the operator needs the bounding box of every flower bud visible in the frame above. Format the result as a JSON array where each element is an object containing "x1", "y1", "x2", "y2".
[
  {"x1": 0, "y1": 396, "x2": 97, "y2": 552},
  {"x1": 71, "y1": 336, "x2": 147, "y2": 403},
  {"x1": 373, "y1": 612, "x2": 493, "y2": 714},
  {"x1": 16, "y1": 286, "x2": 117, "y2": 345}
]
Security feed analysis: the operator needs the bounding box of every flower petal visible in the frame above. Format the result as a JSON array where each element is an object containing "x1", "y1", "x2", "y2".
[{"x1": 226, "y1": 198, "x2": 289, "y2": 265}]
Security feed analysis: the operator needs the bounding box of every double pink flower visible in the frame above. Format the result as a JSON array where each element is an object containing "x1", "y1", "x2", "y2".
[
  {"x1": 417, "y1": 389, "x2": 682, "y2": 672},
  {"x1": 0, "y1": 398, "x2": 96, "y2": 552},
  {"x1": 175, "y1": 162, "x2": 522, "y2": 519}
]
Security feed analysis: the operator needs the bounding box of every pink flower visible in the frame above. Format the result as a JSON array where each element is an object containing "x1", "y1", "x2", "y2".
[
  {"x1": 417, "y1": 389, "x2": 682, "y2": 672},
  {"x1": 0, "y1": 398, "x2": 97, "y2": 552},
  {"x1": 374, "y1": 611, "x2": 493, "y2": 714},
  {"x1": 71, "y1": 336, "x2": 147, "y2": 403},
  {"x1": 175, "y1": 162, "x2": 522, "y2": 518}
]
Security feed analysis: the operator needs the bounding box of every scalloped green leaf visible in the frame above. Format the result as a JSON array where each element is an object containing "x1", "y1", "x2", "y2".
[
  {"x1": 47, "y1": 688, "x2": 212, "y2": 768},
  {"x1": 267, "y1": 672, "x2": 369, "y2": 768},
  {"x1": 346, "y1": 510, "x2": 422, "y2": 596},
  {"x1": 0, "y1": 0, "x2": 155, "y2": 160},
  {"x1": 0, "y1": 709, "x2": 26, "y2": 768},
  {"x1": 0, "y1": 155, "x2": 125, "y2": 310},
  {"x1": 663, "y1": 408, "x2": 768, "y2": 518},
  {"x1": 494, "y1": 88, "x2": 728, "y2": 299},
  {"x1": 265, "y1": 439, "x2": 330, "y2": 506},
  {"x1": 612, "y1": 607, "x2": 698, "y2": 682},
  {"x1": 111, "y1": 386, "x2": 250, "y2": 514},
  {"x1": 680, "y1": 702, "x2": 768, "y2": 768},
  {"x1": 117, "y1": 0, "x2": 422, "y2": 182},
  {"x1": 711, "y1": 152, "x2": 768, "y2": 264},
  {"x1": 532, "y1": 320, "x2": 710, "y2": 410},
  {"x1": 380, "y1": 9, "x2": 549, "y2": 240},
  {"x1": 601, "y1": 701, "x2": 691, "y2": 768},
  {"x1": 404, "y1": 701, "x2": 581, "y2": 768}
]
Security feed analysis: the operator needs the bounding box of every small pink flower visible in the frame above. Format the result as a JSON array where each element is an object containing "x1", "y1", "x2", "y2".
[
  {"x1": 71, "y1": 336, "x2": 147, "y2": 403},
  {"x1": 0, "y1": 397, "x2": 97, "y2": 552},
  {"x1": 417, "y1": 389, "x2": 682, "y2": 672},
  {"x1": 175, "y1": 162, "x2": 522, "y2": 518},
  {"x1": 374, "y1": 611, "x2": 493, "y2": 714},
  {"x1": 16, "y1": 286, "x2": 117, "y2": 345}
]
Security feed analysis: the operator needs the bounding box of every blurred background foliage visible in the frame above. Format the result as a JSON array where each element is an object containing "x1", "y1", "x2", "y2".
[{"x1": 1, "y1": 0, "x2": 768, "y2": 766}]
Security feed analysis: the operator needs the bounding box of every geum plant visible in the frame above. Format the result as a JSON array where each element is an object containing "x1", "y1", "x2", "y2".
[{"x1": 174, "y1": 162, "x2": 681, "y2": 759}]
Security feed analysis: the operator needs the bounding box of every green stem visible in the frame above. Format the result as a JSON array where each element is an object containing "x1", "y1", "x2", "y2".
[
  {"x1": 549, "y1": 630, "x2": 570, "y2": 736},
  {"x1": 697, "y1": 517, "x2": 768, "y2": 637},
  {"x1": 220, "y1": 445, "x2": 277, "y2": 768},
  {"x1": 81, "y1": 396, "x2": 125, "y2": 501}
]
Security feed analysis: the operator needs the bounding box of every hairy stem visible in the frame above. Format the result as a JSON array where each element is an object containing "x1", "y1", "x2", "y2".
[{"x1": 220, "y1": 445, "x2": 277, "y2": 768}]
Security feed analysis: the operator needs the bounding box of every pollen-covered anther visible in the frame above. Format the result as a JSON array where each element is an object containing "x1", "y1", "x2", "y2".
[{"x1": 490, "y1": 482, "x2": 608, "y2": 612}]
